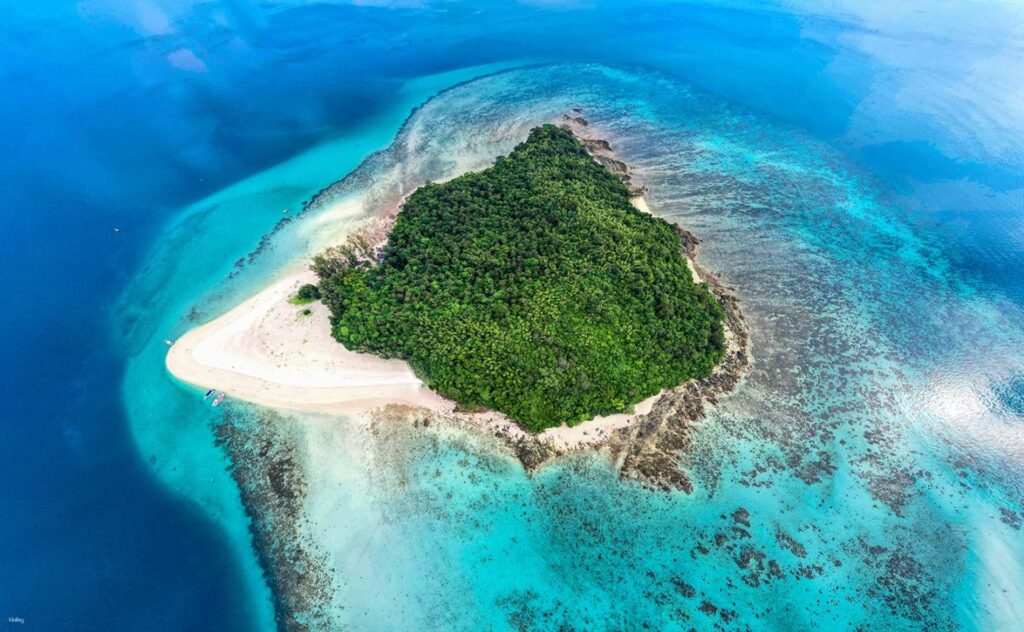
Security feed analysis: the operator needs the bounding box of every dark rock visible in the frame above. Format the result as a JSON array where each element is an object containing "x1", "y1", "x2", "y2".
[
  {"x1": 775, "y1": 529, "x2": 807, "y2": 557},
  {"x1": 732, "y1": 507, "x2": 751, "y2": 527},
  {"x1": 669, "y1": 577, "x2": 696, "y2": 598},
  {"x1": 1000, "y1": 508, "x2": 1021, "y2": 530}
]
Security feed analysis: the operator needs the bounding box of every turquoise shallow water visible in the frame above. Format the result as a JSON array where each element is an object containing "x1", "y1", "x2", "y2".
[
  {"x1": 7, "y1": 2, "x2": 1023, "y2": 628},
  {"x1": 115, "y1": 62, "x2": 534, "y2": 630},
  {"x1": 125, "y1": 64, "x2": 1024, "y2": 629}
]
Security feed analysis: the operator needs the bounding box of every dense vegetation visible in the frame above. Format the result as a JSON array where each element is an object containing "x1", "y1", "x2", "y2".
[{"x1": 315, "y1": 124, "x2": 724, "y2": 431}]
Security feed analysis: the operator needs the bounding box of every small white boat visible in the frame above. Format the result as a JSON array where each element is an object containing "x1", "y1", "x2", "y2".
[
  {"x1": 163, "y1": 339, "x2": 174, "y2": 346},
  {"x1": 212, "y1": 393, "x2": 226, "y2": 407},
  {"x1": 203, "y1": 389, "x2": 215, "y2": 401}
]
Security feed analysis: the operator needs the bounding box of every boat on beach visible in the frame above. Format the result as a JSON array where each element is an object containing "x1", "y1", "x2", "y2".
[
  {"x1": 212, "y1": 393, "x2": 226, "y2": 407},
  {"x1": 203, "y1": 389, "x2": 215, "y2": 401}
]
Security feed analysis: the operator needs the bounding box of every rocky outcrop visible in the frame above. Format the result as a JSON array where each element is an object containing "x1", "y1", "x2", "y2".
[{"x1": 560, "y1": 118, "x2": 647, "y2": 197}]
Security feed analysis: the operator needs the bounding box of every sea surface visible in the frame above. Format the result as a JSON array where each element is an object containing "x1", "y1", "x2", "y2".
[{"x1": 2, "y1": 1, "x2": 1023, "y2": 630}]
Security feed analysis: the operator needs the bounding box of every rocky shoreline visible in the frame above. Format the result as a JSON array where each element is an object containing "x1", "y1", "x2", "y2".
[{"x1": 613, "y1": 228, "x2": 748, "y2": 491}]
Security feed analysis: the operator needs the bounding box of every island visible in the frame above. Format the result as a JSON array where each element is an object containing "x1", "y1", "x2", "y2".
[
  {"x1": 166, "y1": 114, "x2": 748, "y2": 481},
  {"x1": 313, "y1": 125, "x2": 725, "y2": 431},
  {"x1": 165, "y1": 117, "x2": 752, "y2": 626}
]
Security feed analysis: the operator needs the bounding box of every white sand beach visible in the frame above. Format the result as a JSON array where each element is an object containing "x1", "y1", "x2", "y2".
[
  {"x1": 536, "y1": 390, "x2": 661, "y2": 449},
  {"x1": 166, "y1": 271, "x2": 453, "y2": 415}
]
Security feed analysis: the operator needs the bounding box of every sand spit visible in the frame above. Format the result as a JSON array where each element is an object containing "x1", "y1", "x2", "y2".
[
  {"x1": 166, "y1": 270, "x2": 453, "y2": 415},
  {"x1": 168, "y1": 113, "x2": 749, "y2": 491}
]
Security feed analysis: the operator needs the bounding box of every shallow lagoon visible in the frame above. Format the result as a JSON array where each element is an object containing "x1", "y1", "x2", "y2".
[{"x1": 138, "y1": 65, "x2": 1024, "y2": 629}]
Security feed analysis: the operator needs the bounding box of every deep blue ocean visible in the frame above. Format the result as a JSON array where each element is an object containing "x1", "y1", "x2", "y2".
[{"x1": 2, "y1": 1, "x2": 1022, "y2": 630}]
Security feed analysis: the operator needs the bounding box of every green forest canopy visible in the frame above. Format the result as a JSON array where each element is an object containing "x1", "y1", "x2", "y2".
[{"x1": 314, "y1": 124, "x2": 725, "y2": 431}]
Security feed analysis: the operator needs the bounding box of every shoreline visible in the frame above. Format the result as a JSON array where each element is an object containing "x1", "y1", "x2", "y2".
[{"x1": 166, "y1": 115, "x2": 749, "y2": 487}]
